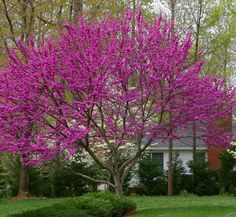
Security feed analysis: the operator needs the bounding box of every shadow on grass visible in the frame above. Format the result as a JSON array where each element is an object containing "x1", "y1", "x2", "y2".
[{"x1": 135, "y1": 206, "x2": 236, "y2": 217}]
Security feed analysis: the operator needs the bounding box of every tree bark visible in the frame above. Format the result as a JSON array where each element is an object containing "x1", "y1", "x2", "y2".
[
  {"x1": 113, "y1": 175, "x2": 124, "y2": 196},
  {"x1": 168, "y1": 137, "x2": 173, "y2": 196},
  {"x1": 73, "y1": 0, "x2": 83, "y2": 22},
  {"x1": 18, "y1": 158, "x2": 29, "y2": 196},
  {"x1": 192, "y1": 0, "x2": 203, "y2": 165},
  {"x1": 167, "y1": 0, "x2": 176, "y2": 197},
  {"x1": 192, "y1": 121, "x2": 197, "y2": 164}
]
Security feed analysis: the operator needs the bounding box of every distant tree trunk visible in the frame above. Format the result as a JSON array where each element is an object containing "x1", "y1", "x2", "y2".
[
  {"x1": 192, "y1": 0, "x2": 202, "y2": 165},
  {"x1": 167, "y1": 0, "x2": 176, "y2": 197},
  {"x1": 18, "y1": 0, "x2": 37, "y2": 197},
  {"x1": 50, "y1": 166, "x2": 56, "y2": 198},
  {"x1": 168, "y1": 137, "x2": 173, "y2": 196},
  {"x1": 192, "y1": 121, "x2": 197, "y2": 163},
  {"x1": 132, "y1": 0, "x2": 136, "y2": 27},
  {"x1": 73, "y1": 0, "x2": 83, "y2": 22},
  {"x1": 18, "y1": 158, "x2": 29, "y2": 196}
]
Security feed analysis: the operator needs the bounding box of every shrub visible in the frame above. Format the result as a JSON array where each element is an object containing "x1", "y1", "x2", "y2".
[
  {"x1": 61, "y1": 197, "x2": 113, "y2": 217},
  {"x1": 10, "y1": 206, "x2": 91, "y2": 217},
  {"x1": 219, "y1": 145, "x2": 236, "y2": 195},
  {"x1": 8, "y1": 192, "x2": 136, "y2": 217},
  {"x1": 138, "y1": 155, "x2": 167, "y2": 195},
  {"x1": 85, "y1": 192, "x2": 136, "y2": 217},
  {"x1": 0, "y1": 154, "x2": 19, "y2": 198},
  {"x1": 172, "y1": 152, "x2": 186, "y2": 195},
  {"x1": 28, "y1": 157, "x2": 98, "y2": 197},
  {"x1": 187, "y1": 159, "x2": 220, "y2": 195},
  {"x1": 138, "y1": 152, "x2": 187, "y2": 196}
]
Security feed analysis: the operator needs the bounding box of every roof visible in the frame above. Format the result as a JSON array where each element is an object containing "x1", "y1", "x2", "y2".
[
  {"x1": 149, "y1": 139, "x2": 207, "y2": 151},
  {"x1": 149, "y1": 125, "x2": 208, "y2": 151}
]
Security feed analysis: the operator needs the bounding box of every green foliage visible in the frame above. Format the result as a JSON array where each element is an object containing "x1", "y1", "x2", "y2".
[
  {"x1": 28, "y1": 158, "x2": 98, "y2": 197},
  {"x1": 219, "y1": 145, "x2": 236, "y2": 195},
  {"x1": 137, "y1": 152, "x2": 222, "y2": 196},
  {"x1": 138, "y1": 154, "x2": 167, "y2": 195},
  {"x1": 172, "y1": 152, "x2": 186, "y2": 195},
  {"x1": 187, "y1": 159, "x2": 220, "y2": 195},
  {"x1": 0, "y1": 154, "x2": 19, "y2": 198},
  {"x1": 138, "y1": 152, "x2": 187, "y2": 195},
  {"x1": 57, "y1": 197, "x2": 113, "y2": 217},
  {"x1": 84, "y1": 192, "x2": 136, "y2": 217},
  {"x1": 2, "y1": 196, "x2": 236, "y2": 217},
  {"x1": 9, "y1": 204, "x2": 91, "y2": 217},
  {"x1": 7, "y1": 192, "x2": 136, "y2": 217},
  {"x1": 53, "y1": 162, "x2": 98, "y2": 197}
]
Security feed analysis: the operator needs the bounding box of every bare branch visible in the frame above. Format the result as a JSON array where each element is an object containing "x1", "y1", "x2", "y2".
[
  {"x1": 62, "y1": 162, "x2": 115, "y2": 187},
  {"x1": 2, "y1": 0, "x2": 19, "y2": 48}
]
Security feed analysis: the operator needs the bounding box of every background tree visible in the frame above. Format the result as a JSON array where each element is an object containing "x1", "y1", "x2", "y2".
[
  {"x1": 158, "y1": 1, "x2": 236, "y2": 195},
  {"x1": 219, "y1": 142, "x2": 236, "y2": 194},
  {"x1": 138, "y1": 154, "x2": 167, "y2": 195}
]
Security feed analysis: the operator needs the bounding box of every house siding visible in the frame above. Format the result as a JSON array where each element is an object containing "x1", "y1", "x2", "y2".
[{"x1": 153, "y1": 150, "x2": 207, "y2": 173}]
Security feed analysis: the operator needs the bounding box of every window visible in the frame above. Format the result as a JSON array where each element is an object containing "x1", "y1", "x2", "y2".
[{"x1": 151, "y1": 152, "x2": 164, "y2": 172}]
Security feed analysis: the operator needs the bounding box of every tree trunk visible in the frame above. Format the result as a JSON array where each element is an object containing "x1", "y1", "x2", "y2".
[
  {"x1": 73, "y1": 0, "x2": 83, "y2": 22},
  {"x1": 167, "y1": 0, "x2": 176, "y2": 197},
  {"x1": 113, "y1": 175, "x2": 124, "y2": 196},
  {"x1": 192, "y1": 0, "x2": 202, "y2": 165},
  {"x1": 18, "y1": 159, "x2": 29, "y2": 197},
  {"x1": 192, "y1": 121, "x2": 197, "y2": 164},
  {"x1": 168, "y1": 137, "x2": 173, "y2": 196}
]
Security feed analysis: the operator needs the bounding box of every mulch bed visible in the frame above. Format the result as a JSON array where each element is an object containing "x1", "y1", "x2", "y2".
[{"x1": 122, "y1": 210, "x2": 137, "y2": 217}]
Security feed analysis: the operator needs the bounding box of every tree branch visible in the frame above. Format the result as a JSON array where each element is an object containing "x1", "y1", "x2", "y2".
[{"x1": 62, "y1": 163, "x2": 115, "y2": 188}]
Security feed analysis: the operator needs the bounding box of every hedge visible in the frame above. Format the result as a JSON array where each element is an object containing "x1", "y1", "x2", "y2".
[{"x1": 8, "y1": 192, "x2": 136, "y2": 217}]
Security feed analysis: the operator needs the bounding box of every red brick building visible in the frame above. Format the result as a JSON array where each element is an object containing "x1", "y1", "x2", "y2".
[{"x1": 208, "y1": 116, "x2": 233, "y2": 170}]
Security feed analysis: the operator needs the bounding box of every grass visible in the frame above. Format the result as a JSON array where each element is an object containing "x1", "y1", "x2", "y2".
[
  {"x1": 0, "y1": 198, "x2": 61, "y2": 217},
  {"x1": 0, "y1": 196, "x2": 236, "y2": 217},
  {"x1": 131, "y1": 196, "x2": 236, "y2": 217}
]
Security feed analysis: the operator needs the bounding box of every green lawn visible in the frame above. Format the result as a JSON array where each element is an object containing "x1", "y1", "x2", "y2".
[
  {"x1": 0, "y1": 198, "x2": 61, "y2": 217},
  {"x1": 132, "y1": 196, "x2": 236, "y2": 217},
  {"x1": 0, "y1": 196, "x2": 236, "y2": 217}
]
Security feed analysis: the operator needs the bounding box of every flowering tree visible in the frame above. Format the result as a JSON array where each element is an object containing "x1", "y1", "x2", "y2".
[{"x1": 0, "y1": 11, "x2": 234, "y2": 195}]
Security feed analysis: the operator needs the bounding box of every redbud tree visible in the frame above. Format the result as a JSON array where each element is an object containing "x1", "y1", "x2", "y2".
[{"x1": 0, "y1": 11, "x2": 234, "y2": 195}]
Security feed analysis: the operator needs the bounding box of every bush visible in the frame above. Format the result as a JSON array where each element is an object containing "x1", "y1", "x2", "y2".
[
  {"x1": 172, "y1": 152, "x2": 186, "y2": 195},
  {"x1": 85, "y1": 192, "x2": 136, "y2": 217},
  {"x1": 61, "y1": 197, "x2": 113, "y2": 217},
  {"x1": 28, "y1": 158, "x2": 98, "y2": 197},
  {"x1": 0, "y1": 154, "x2": 19, "y2": 198},
  {"x1": 138, "y1": 155, "x2": 167, "y2": 195},
  {"x1": 10, "y1": 206, "x2": 91, "y2": 217},
  {"x1": 219, "y1": 145, "x2": 236, "y2": 195},
  {"x1": 137, "y1": 152, "x2": 187, "y2": 196},
  {"x1": 187, "y1": 159, "x2": 220, "y2": 195},
  {"x1": 8, "y1": 192, "x2": 136, "y2": 217}
]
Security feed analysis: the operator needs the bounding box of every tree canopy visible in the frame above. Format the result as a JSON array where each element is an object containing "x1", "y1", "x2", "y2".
[{"x1": 0, "y1": 11, "x2": 234, "y2": 195}]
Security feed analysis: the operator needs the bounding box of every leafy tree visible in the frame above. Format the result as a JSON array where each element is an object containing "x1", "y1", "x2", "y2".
[
  {"x1": 0, "y1": 154, "x2": 19, "y2": 198},
  {"x1": 160, "y1": 0, "x2": 236, "y2": 196},
  {"x1": 172, "y1": 152, "x2": 186, "y2": 195},
  {"x1": 187, "y1": 158, "x2": 220, "y2": 195},
  {"x1": 0, "y1": 11, "x2": 233, "y2": 195},
  {"x1": 138, "y1": 154, "x2": 167, "y2": 195},
  {"x1": 219, "y1": 142, "x2": 236, "y2": 194}
]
